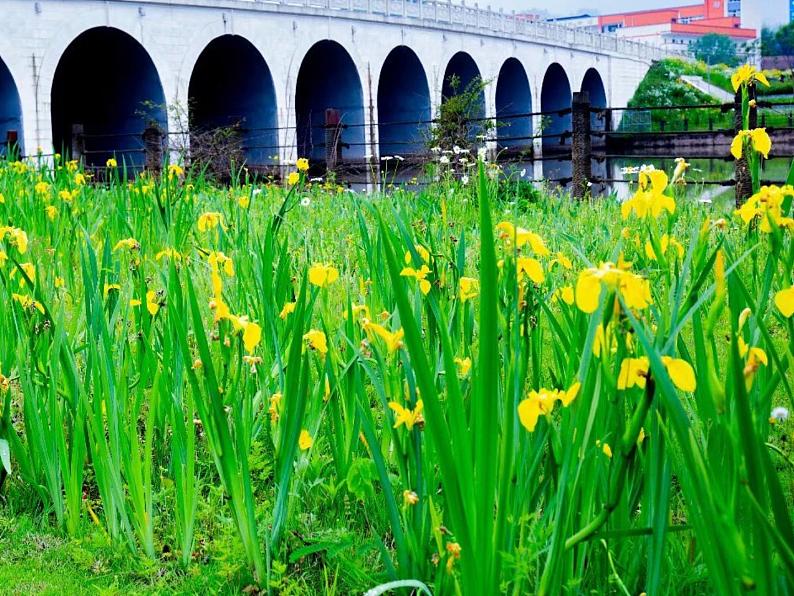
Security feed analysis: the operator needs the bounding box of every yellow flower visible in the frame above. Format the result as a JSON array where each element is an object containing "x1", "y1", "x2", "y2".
[
  {"x1": 495, "y1": 222, "x2": 550, "y2": 256},
  {"x1": 516, "y1": 257, "x2": 544, "y2": 284},
  {"x1": 0, "y1": 227, "x2": 28, "y2": 254},
  {"x1": 145, "y1": 290, "x2": 160, "y2": 316},
  {"x1": 308, "y1": 263, "x2": 339, "y2": 288},
  {"x1": 197, "y1": 211, "x2": 225, "y2": 232},
  {"x1": 106, "y1": 158, "x2": 117, "y2": 168},
  {"x1": 59, "y1": 189, "x2": 75, "y2": 203},
  {"x1": 0, "y1": 192, "x2": 4, "y2": 204},
  {"x1": 446, "y1": 542, "x2": 462, "y2": 572},
  {"x1": 242, "y1": 320, "x2": 262, "y2": 354},
  {"x1": 287, "y1": 171, "x2": 300, "y2": 186},
  {"x1": 299, "y1": 429, "x2": 314, "y2": 450},
  {"x1": 280, "y1": 301, "x2": 296, "y2": 319},
  {"x1": 168, "y1": 164, "x2": 184, "y2": 179},
  {"x1": 454, "y1": 356, "x2": 472, "y2": 377},
  {"x1": 518, "y1": 382, "x2": 580, "y2": 432},
  {"x1": 660, "y1": 356, "x2": 696, "y2": 392},
  {"x1": 644, "y1": 234, "x2": 684, "y2": 262},
  {"x1": 155, "y1": 248, "x2": 182, "y2": 262},
  {"x1": 601, "y1": 442, "x2": 613, "y2": 459},
  {"x1": 404, "y1": 245, "x2": 430, "y2": 264},
  {"x1": 731, "y1": 63, "x2": 770, "y2": 92},
  {"x1": 104, "y1": 283, "x2": 121, "y2": 297},
  {"x1": 389, "y1": 400, "x2": 424, "y2": 430},
  {"x1": 402, "y1": 489, "x2": 419, "y2": 506},
  {"x1": 362, "y1": 320, "x2": 404, "y2": 353},
  {"x1": 114, "y1": 238, "x2": 140, "y2": 252},
  {"x1": 238, "y1": 196, "x2": 250, "y2": 209},
  {"x1": 550, "y1": 252, "x2": 572, "y2": 270},
  {"x1": 575, "y1": 262, "x2": 652, "y2": 314},
  {"x1": 617, "y1": 357, "x2": 649, "y2": 390},
  {"x1": 45, "y1": 205, "x2": 58, "y2": 221},
  {"x1": 556, "y1": 285, "x2": 575, "y2": 306},
  {"x1": 54, "y1": 276, "x2": 65, "y2": 289},
  {"x1": 621, "y1": 167, "x2": 676, "y2": 220},
  {"x1": 774, "y1": 285, "x2": 794, "y2": 318},
  {"x1": 12, "y1": 293, "x2": 44, "y2": 314},
  {"x1": 74, "y1": 172, "x2": 86, "y2": 185},
  {"x1": 296, "y1": 157, "x2": 310, "y2": 172},
  {"x1": 731, "y1": 128, "x2": 772, "y2": 160},
  {"x1": 400, "y1": 264, "x2": 432, "y2": 295},
  {"x1": 734, "y1": 185, "x2": 794, "y2": 232},
  {"x1": 459, "y1": 276, "x2": 479, "y2": 301},
  {"x1": 303, "y1": 329, "x2": 328, "y2": 355},
  {"x1": 34, "y1": 181, "x2": 50, "y2": 195},
  {"x1": 671, "y1": 157, "x2": 690, "y2": 185}
]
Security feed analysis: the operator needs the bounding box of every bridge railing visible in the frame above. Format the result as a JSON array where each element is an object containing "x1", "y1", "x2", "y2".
[{"x1": 221, "y1": 0, "x2": 676, "y2": 61}]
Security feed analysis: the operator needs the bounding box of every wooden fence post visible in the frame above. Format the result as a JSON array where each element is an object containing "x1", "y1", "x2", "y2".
[
  {"x1": 572, "y1": 91, "x2": 592, "y2": 200},
  {"x1": 734, "y1": 85, "x2": 757, "y2": 207},
  {"x1": 142, "y1": 125, "x2": 164, "y2": 175}
]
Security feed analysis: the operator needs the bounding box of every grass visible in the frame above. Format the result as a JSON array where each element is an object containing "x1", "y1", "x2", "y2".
[
  {"x1": 0, "y1": 144, "x2": 792, "y2": 595},
  {"x1": 623, "y1": 58, "x2": 794, "y2": 133}
]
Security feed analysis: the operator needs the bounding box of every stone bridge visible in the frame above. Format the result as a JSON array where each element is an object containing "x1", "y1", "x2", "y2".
[{"x1": 0, "y1": 0, "x2": 666, "y2": 171}]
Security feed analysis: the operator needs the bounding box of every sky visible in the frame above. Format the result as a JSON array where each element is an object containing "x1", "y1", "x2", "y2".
[{"x1": 494, "y1": 0, "x2": 693, "y2": 17}]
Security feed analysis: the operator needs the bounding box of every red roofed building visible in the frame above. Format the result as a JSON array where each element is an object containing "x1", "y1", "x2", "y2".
[{"x1": 550, "y1": 1, "x2": 757, "y2": 54}]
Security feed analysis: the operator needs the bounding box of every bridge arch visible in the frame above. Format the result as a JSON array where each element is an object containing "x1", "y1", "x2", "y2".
[
  {"x1": 0, "y1": 56, "x2": 23, "y2": 155},
  {"x1": 50, "y1": 27, "x2": 167, "y2": 169},
  {"x1": 442, "y1": 51, "x2": 485, "y2": 117},
  {"x1": 495, "y1": 57, "x2": 531, "y2": 152},
  {"x1": 580, "y1": 67, "x2": 607, "y2": 131},
  {"x1": 295, "y1": 39, "x2": 365, "y2": 167},
  {"x1": 188, "y1": 35, "x2": 278, "y2": 169},
  {"x1": 377, "y1": 46, "x2": 430, "y2": 158},
  {"x1": 540, "y1": 62, "x2": 572, "y2": 179}
]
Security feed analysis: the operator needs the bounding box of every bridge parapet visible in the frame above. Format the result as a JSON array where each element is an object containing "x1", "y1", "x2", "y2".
[{"x1": 124, "y1": 0, "x2": 676, "y2": 62}]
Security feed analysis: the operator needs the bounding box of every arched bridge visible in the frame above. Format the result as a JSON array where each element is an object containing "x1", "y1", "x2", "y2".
[{"x1": 0, "y1": 0, "x2": 666, "y2": 172}]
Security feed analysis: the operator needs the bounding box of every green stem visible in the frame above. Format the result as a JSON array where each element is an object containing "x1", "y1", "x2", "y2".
[{"x1": 565, "y1": 377, "x2": 656, "y2": 550}]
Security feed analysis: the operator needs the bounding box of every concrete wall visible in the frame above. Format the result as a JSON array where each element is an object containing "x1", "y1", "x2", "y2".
[{"x1": 0, "y1": 0, "x2": 655, "y2": 166}]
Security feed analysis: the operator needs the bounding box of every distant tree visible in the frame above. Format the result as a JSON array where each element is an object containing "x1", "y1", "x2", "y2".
[
  {"x1": 761, "y1": 27, "x2": 781, "y2": 56},
  {"x1": 775, "y1": 22, "x2": 794, "y2": 56},
  {"x1": 691, "y1": 33, "x2": 739, "y2": 66}
]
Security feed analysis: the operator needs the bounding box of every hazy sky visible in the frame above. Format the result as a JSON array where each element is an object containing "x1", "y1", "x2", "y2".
[{"x1": 500, "y1": 0, "x2": 688, "y2": 17}]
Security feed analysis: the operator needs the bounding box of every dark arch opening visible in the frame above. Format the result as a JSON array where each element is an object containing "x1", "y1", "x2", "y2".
[
  {"x1": 51, "y1": 27, "x2": 167, "y2": 168},
  {"x1": 441, "y1": 52, "x2": 485, "y2": 121},
  {"x1": 0, "y1": 57, "x2": 23, "y2": 156},
  {"x1": 188, "y1": 35, "x2": 278, "y2": 170},
  {"x1": 581, "y1": 67, "x2": 607, "y2": 131},
  {"x1": 540, "y1": 63, "x2": 572, "y2": 180},
  {"x1": 495, "y1": 58, "x2": 532, "y2": 153},
  {"x1": 377, "y1": 46, "x2": 430, "y2": 158},
  {"x1": 295, "y1": 40, "x2": 365, "y2": 168},
  {"x1": 441, "y1": 52, "x2": 485, "y2": 142}
]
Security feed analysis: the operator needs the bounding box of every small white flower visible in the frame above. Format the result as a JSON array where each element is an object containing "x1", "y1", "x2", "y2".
[
  {"x1": 477, "y1": 147, "x2": 487, "y2": 161},
  {"x1": 300, "y1": 197, "x2": 311, "y2": 207},
  {"x1": 381, "y1": 156, "x2": 393, "y2": 161},
  {"x1": 461, "y1": 175, "x2": 469, "y2": 185},
  {"x1": 252, "y1": 188, "x2": 262, "y2": 196},
  {"x1": 430, "y1": 146, "x2": 442, "y2": 154},
  {"x1": 394, "y1": 155, "x2": 404, "y2": 161},
  {"x1": 453, "y1": 145, "x2": 462, "y2": 155},
  {"x1": 459, "y1": 157, "x2": 469, "y2": 165},
  {"x1": 520, "y1": 169, "x2": 527, "y2": 178},
  {"x1": 439, "y1": 155, "x2": 450, "y2": 165},
  {"x1": 310, "y1": 177, "x2": 323, "y2": 182},
  {"x1": 771, "y1": 406, "x2": 789, "y2": 423}
]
